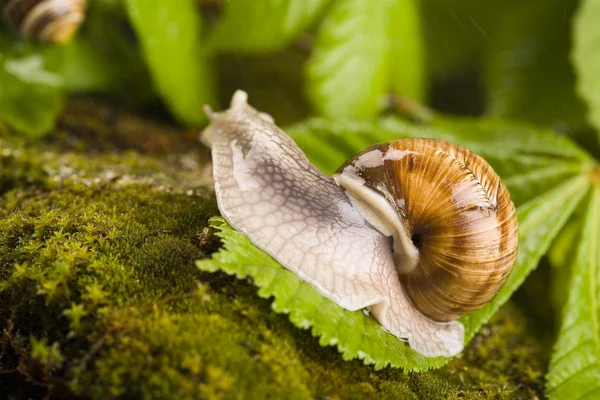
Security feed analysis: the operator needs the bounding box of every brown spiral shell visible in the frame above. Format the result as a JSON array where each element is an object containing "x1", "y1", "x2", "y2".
[
  {"x1": 336, "y1": 139, "x2": 519, "y2": 322},
  {"x1": 4, "y1": 0, "x2": 86, "y2": 44}
]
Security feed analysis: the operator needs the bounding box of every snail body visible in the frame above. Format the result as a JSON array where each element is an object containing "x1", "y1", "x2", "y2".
[
  {"x1": 4, "y1": 0, "x2": 86, "y2": 44},
  {"x1": 201, "y1": 91, "x2": 518, "y2": 358}
]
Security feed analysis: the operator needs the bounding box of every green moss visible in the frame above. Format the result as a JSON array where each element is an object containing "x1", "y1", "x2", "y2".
[{"x1": 0, "y1": 116, "x2": 547, "y2": 399}]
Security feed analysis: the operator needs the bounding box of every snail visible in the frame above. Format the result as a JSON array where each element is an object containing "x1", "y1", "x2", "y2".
[
  {"x1": 201, "y1": 91, "x2": 519, "y2": 358},
  {"x1": 3, "y1": 0, "x2": 87, "y2": 44}
]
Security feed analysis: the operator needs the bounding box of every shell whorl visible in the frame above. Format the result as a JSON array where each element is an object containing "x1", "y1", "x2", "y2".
[
  {"x1": 335, "y1": 139, "x2": 519, "y2": 322},
  {"x1": 4, "y1": 0, "x2": 86, "y2": 44}
]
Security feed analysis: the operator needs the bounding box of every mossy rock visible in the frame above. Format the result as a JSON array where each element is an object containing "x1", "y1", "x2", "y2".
[{"x1": 0, "y1": 100, "x2": 546, "y2": 399}]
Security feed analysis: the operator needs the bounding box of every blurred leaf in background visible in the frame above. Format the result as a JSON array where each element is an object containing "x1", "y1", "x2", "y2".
[
  {"x1": 125, "y1": 0, "x2": 215, "y2": 126},
  {"x1": 419, "y1": 0, "x2": 490, "y2": 115},
  {"x1": 63, "y1": 3, "x2": 153, "y2": 107},
  {"x1": 420, "y1": 0, "x2": 489, "y2": 78},
  {"x1": 0, "y1": 36, "x2": 65, "y2": 138},
  {"x1": 484, "y1": 0, "x2": 587, "y2": 134},
  {"x1": 2, "y1": 0, "x2": 600, "y2": 147},
  {"x1": 305, "y1": 0, "x2": 425, "y2": 119},
  {"x1": 208, "y1": 0, "x2": 331, "y2": 53},
  {"x1": 573, "y1": 0, "x2": 600, "y2": 144}
]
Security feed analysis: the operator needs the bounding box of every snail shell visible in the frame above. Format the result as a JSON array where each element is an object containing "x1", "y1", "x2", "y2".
[
  {"x1": 334, "y1": 140, "x2": 518, "y2": 322},
  {"x1": 4, "y1": 0, "x2": 87, "y2": 44},
  {"x1": 201, "y1": 90, "x2": 519, "y2": 358}
]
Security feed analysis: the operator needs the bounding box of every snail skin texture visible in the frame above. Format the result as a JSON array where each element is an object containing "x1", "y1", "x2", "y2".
[
  {"x1": 201, "y1": 91, "x2": 519, "y2": 358},
  {"x1": 4, "y1": 0, "x2": 86, "y2": 44}
]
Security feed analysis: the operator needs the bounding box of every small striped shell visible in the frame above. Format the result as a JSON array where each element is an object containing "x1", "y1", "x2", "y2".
[
  {"x1": 4, "y1": 0, "x2": 86, "y2": 44},
  {"x1": 334, "y1": 139, "x2": 519, "y2": 322}
]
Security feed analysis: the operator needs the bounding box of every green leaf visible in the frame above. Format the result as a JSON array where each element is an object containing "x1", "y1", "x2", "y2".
[
  {"x1": 546, "y1": 185, "x2": 600, "y2": 400},
  {"x1": 305, "y1": 0, "x2": 424, "y2": 119},
  {"x1": 0, "y1": 37, "x2": 65, "y2": 138},
  {"x1": 286, "y1": 116, "x2": 593, "y2": 206},
  {"x1": 548, "y1": 210, "x2": 585, "y2": 322},
  {"x1": 389, "y1": 0, "x2": 426, "y2": 102},
  {"x1": 125, "y1": 0, "x2": 214, "y2": 126},
  {"x1": 484, "y1": 0, "x2": 586, "y2": 132},
  {"x1": 208, "y1": 0, "x2": 330, "y2": 53},
  {"x1": 198, "y1": 217, "x2": 449, "y2": 371},
  {"x1": 64, "y1": 37, "x2": 114, "y2": 93},
  {"x1": 573, "y1": 0, "x2": 600, "y2": 142}
]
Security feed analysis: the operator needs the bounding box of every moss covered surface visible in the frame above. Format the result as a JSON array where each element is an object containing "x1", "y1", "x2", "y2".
[{"x1": 0, "y1": 101, "x2": 547, "y2": 399}]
